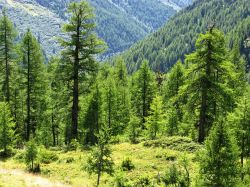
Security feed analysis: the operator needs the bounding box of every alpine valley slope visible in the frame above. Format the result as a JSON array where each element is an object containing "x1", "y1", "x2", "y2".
[
  {"x1": 120, "y1": 0, "x2": 250, "y2": 72},
  {"x1": 0, "y1": 0, "x2": 193, "y2": 59}
]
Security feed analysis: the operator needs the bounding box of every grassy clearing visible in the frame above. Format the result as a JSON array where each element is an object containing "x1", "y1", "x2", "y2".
[{"x1": 0, "y1": 137, "x2": 201, "y2": 186}]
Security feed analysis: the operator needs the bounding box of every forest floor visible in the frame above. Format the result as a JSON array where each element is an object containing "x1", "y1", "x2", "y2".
[{"x1": 0, "y1": 137, "x2": 201, "y2": 187}]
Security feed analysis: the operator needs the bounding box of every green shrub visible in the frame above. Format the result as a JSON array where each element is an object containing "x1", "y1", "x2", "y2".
[
  {"x1": 134, "y1": 175, "x2": 152, "y2": 187},
  {"x1": 114, "y1": 171, "x2": 128, "y2": 187},
  {"x1": 162, "y1": 163, "x2": 180, "y2": 186},
  {"x1": 143, "y1": 136, "x2": 201, "y2": 152},
  {"x1": 121, "y1": 158, "x2": 135, "y2": 171},
  {"x1": 14, "y1": 149, "x2": 26, "y2": 162},
  {"x1": 38, "y1": 146, "x2": 58, "y2": 164},
  {"x1": 68, "y1": 139, "x2": 81, "y2": 151}
]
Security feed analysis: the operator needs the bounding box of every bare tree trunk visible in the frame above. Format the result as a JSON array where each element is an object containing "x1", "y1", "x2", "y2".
[{"x1": 71, "y1": 19, "x2": 80, "y2": 141}]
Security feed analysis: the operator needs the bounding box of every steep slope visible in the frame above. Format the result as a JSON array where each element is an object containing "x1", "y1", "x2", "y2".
[
  {"x1": 120, "y1": 0, "x2": 250, "y2": 72},
  {"x1": 0, "y1": 0, "x2": 194, "y2": 58},
  {"x1": 0, "y1": 0, "x2": 63, "y2": 59}
]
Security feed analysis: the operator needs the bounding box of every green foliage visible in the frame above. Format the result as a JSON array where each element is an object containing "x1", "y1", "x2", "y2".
[
  {"x1": 25, "y1": 140, "x2": 38, "y2": 171},
  {"x1": 121, "y1": 158, "x2": 135, "y2": 171},
  {"x1": 199, "y1": 120, "x2": 240, "y2": 186},
  {"x1": 38, "y1": 146, "x2": 58, "y2": 164},
  {"x1": 0, "y1": 102, "x2": 15, "y2": 155},
  {"x1": 143, "y1": 136, "x2": 201, "y2": 153},
  {"x1": 114, "y1": 171, "x2": 129, "y2": 187},
  {"x1": 19, "y1": 29, "x2": 46, "y2": 141},
  {"x1": 162, "y1": 160, "x2": 190, "y2": 187},
  {"x1": 85, "y1": 127, "x2": 114, "y2": 186},
  {"x1": 0, "y1": 9, "x2": 17, "y2": 103},
  {"x1": 127, "y1": 114, "x2": 141, "y2": 143},
  {"x1": 181, "y1": 28, "x2": 236, "y2": 142},
  {"x1": 162, "y1": 163, "x2": 180, "y2": 186},
  {"x1": 131, "y1": 60, "x2": 156, "y2": 126},
  {"x1": 163, "y1": 60, "x2": 185, "y2": 135},
  {"x1": 134, "y1": 175, "x2": 152, "y2": 187},
  {"x1": 227, "y1": 86, "x2": 250, "y2": 179},
  {"x1": 59, "y1": 0, "x2": 105, "y2": 142},
  {"x1": 146, "y1": 95, "x2": 165, "y2": 139}
]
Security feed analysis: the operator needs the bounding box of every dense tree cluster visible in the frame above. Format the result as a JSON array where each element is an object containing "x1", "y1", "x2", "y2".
[{"x1": 0, "y1": 0, "x2": 249, "y2": 186}]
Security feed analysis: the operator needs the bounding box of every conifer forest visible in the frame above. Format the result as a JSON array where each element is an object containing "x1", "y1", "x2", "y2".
[{"x1": 0, "y1": 0, "x2": 249, "y2": 186}]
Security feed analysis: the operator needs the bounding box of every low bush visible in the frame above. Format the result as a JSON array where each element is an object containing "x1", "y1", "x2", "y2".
[
  {"x1": 121, "y1": 158, "x2": 135, "y2": 171},
  {"x1": 38, "y1": 146, "x2": 58, "y2": 164},
  {"x1": 114, "y1": 171, "x2": 129, "y2": 187},
  {"x1": 143, "y1": 136, "x2": 201, "y2": 152},
  {"x1": 134, "y1": 175, "x2": 152, "y2": 187}
]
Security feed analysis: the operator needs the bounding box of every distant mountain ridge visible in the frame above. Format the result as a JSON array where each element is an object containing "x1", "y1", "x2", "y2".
[{"x1": 0, "y1": 0, "x2": 194, "y2": 59}]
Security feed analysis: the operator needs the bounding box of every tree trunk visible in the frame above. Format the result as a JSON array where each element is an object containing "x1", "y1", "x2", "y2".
[
  {"x1": 241, "y1": 135, "x2": 244, "y2": 181},
  {"x1": 52, "y1": 110, "x2": 56, "y2": 146},
  {"x1": 142, "y1": 77, "x2": 146, "y2": 126},
  {"x1": 108, "y1": 89, "x2": 111, "y2": 128},
  {"x1": 198, "y1": 86, "x2": 207, "y2": 143},
  {"x1": 96, "y1": 145, "x2": 104, "y2": 187},
  {"x1": 71, "y1": 20, "x2": 80, "y2": 141},
  {"x1": 26, "y1": 37, "x2": 31, "y2": 141}
]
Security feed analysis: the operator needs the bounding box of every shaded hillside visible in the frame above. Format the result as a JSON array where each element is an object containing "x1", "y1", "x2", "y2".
[{"x1": 120, "y1": 0, "x2": 250, "y2": 72}]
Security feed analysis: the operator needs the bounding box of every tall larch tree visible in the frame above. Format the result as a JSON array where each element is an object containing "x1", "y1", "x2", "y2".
[
  {"x1": 59, "y1": 1, "x2": 105, "y2": 142},
  {"x1": 182, "y1": 28, "x2": 235, "y2": 143},
  {"x1": 102, "y1": 74, "x2": 118, "y2": 135},
  {"x1": 0, "y1": 10, "x2": 17, "y2": 103},
  {"x1": 132, "y1": 60, "x2": 156, "y2": 127},
  {"x1": 19, "y1": 29, "x2": 46, "y2": 141},
  {"x1": 114, "y1": 58, "x2": 130, "y2": 133}
]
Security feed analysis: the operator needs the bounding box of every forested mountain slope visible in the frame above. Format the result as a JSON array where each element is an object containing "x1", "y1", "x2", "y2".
[
  {"x1": 120, "y1": 0, "x2": 250, "y2": 72},
  {"x1": 0, "y1": 0, "x2": 193, "y2": 58}
]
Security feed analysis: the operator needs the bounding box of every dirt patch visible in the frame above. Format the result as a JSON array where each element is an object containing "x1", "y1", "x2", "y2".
[{"x1": 0, "y1": 168, "x2": 70, "y2": 187}]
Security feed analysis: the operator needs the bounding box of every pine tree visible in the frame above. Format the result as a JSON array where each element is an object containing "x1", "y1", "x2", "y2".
[
  {"x1": 25, "y1": 139, "x2": 38, "y2": 171},
  {"x1": 102, "y1": 75, "x2": 118, "y2": 135},
  {"x1": 19, "y1": 29, "x2": 46, "y2": 141},
  {"x1": 0, "y1": 9, "x2": 17, "y2": 103},
  {"x1": 0, "y1": 102, "x2": 15, "y2": 155},
  {"x1": 59, "y1": 1, "x2": 105, "y2": 142},
  {"x1": 114, "y1": 58, "x2": 130, "y2": 133},
  {"x1": 146, "y1": 95, "x2": 165, "y2": 139},
  {"x1": 183, "y1": 28, "x2": 235, "y2": 143},
  {"x1": 227, "y1": 87, "x2": 250, "y2": 180},
  {"x1": 199, "y1": 119, "x2": 240, "y2": 186},
  {"x1": 85, "y1": 127, "x2": 114, "y2": 186},
  {"x1": 132, "y1": 60, "x2": 156, "y2": 127},
  {"x1": 163, "y1": 60, "x2": 185, "y2": 135}
]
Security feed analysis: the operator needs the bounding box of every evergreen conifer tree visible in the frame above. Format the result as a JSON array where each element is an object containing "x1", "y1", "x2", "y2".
[
  {"x1": 19, "y1": 29, "x2": 46, "y2": 141},
  {"x1": 59, "y1": 0, "x2": 105, "y2": 142},
  {"x1": 199, "y1": 119, "x2": 240, "y2": 186},
  {"x1": 182, "y1": 28, "x2": 236, "y2": 142}
]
